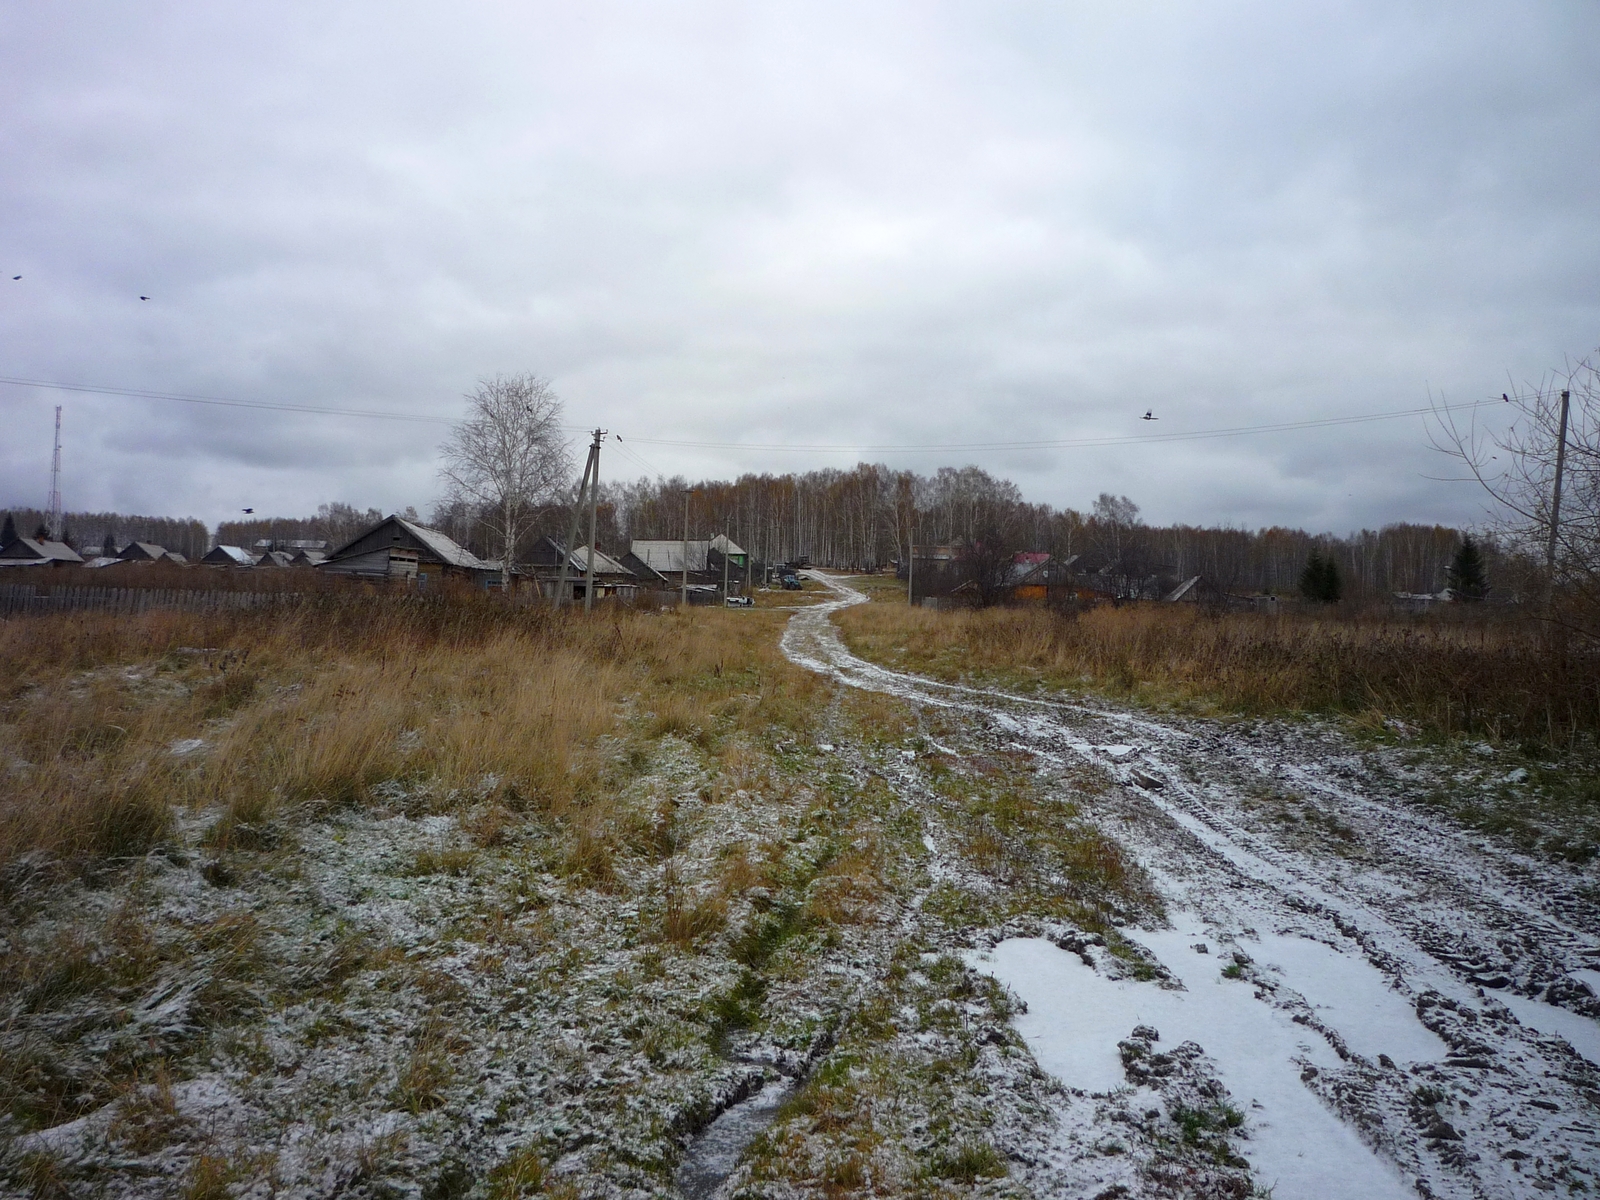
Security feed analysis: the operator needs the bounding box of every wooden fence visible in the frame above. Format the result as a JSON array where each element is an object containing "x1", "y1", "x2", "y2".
[{"x1": 0, "y1": 583, "x2": 302, "y2": 618}]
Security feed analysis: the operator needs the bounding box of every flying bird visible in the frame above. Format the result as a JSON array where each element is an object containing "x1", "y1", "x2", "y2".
[
  {"x1": 242, "y1": 508, "x2": 254, "y2": 514},
  {"x1": 1142, "y1": 410, "x2": 1158, "y2": 421},
  {"x1": 11, "y1": 276, "x2": 18, "y2": 281},
  {"x1": 139, "y1": 295, "x2": 150, "y2": 301}
]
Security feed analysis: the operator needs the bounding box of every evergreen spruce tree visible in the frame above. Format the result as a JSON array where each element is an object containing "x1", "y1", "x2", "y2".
[
  {"x1": 1300, "y1": 551, "x2": 1327, "y2": 601},
  {"x1": 1447, "y1": 536, "x2": 1488, "y2": 601},
  {"x1": 102, "y1": 531, "x2": 117, "y2": 557},
  {"x1": 33, "y1": 522, "x2": 49, "y2": 540},
  {"x1": 1299, "y1": 549, "x2": 1342, "y2": 603},
  {"x1": 0, "y1": 512, "x2": 15, "y2": 547}
]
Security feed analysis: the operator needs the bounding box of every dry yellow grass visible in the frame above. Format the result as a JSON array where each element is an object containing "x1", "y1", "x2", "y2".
[
  {"x1": 838, "y1": 599, "x2": 1600, "y2": 746},
  {"x1": 0, "y1": 594, "x2": 822, "y2": 878}
]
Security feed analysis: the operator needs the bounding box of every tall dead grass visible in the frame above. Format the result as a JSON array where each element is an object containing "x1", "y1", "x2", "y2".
[
  {"x1": 838, "y1": 601, "x2": 1600, "y2": 747},
  {"x1": 0, "y1": 594, "x2": 819, "y2": 879}
]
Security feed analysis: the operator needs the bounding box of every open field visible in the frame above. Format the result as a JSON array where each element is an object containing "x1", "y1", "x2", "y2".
[
  {"x1": 5, "y1": 579, "x2": 1599, "y2": 1199},
  {"x1": 0, "y1": 594, "x2": 1145, "y2": 1198}
]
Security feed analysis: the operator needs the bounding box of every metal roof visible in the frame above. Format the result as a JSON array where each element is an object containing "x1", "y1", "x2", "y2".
[{"x1": 630, "y1": 540, "x2": 711, "y2": 574}]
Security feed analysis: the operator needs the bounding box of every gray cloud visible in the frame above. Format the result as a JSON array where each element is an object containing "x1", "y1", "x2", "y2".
[{"x1": 2, "y1": 0, "x2": 1596, "y2": 532}]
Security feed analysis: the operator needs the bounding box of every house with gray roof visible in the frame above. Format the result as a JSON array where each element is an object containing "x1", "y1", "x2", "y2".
[
  {"x1": 0, "y1": 538, "x2": 85, "y2": 567},
  {"x1": 318, "y1": 515, "x2": 497, "y2": 585}
]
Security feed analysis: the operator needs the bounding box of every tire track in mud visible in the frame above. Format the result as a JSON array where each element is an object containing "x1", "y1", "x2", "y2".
[{"x1": 781, "y1": 573, "x2": 1600, "y2": 1200}]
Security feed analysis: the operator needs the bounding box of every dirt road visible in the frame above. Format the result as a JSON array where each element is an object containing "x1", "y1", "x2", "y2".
[{"x1": 782, "y1": 573, "x2": 1600, "y2": 1200}]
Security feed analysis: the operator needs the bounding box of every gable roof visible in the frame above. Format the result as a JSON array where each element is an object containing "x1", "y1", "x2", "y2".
[
  {"x1": 118, "y1": 541, "x2": 168, "y2": 561},
  {"x1": 203, "y1": 545, "x2": 257, "y2": 566},
  {"x1": 570, "y1": 546, "x2": 634, "y2": 576},
  {"x1": 630, "y1": 540, "x2": 711, "y2": 575},
  {"x1": 325, "y1": 515, "x2": 493, "y2": 572},
  {"x1": 0, "y1": 538, "x2": 84, "y2": 564},
  {"x1": 394, "y1": 516, "x2": 493, "y2": 569}
]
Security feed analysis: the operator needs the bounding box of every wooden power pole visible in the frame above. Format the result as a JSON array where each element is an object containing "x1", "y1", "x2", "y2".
[
  {"x1": 554, "y1": 430, "x2": 603, "y2": 609},
  {"x1": 1547, "y1": 388, "x2": 1571, "y2": 581}
]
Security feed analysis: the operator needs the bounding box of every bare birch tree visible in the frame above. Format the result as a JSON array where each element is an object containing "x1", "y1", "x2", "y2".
[
  {"x1": 439, "y1": 375, "x2": 571, "y2": 581},
  {"x1": 1431, "y1": 349, "x2": 1600, "y2": 636}
]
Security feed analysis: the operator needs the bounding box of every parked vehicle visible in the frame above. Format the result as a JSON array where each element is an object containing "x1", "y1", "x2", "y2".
[
  {"x1": 724, "y1": 595, "x2": 754, "y2": 607},
  {"x1": 780, "y1": 574, "x2": 802, "y2": 590}
]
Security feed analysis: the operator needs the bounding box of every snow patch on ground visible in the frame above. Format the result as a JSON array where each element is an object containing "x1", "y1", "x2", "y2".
[{"x1": 969, "y1": 937, "x2": 1414, "y2": 1200}]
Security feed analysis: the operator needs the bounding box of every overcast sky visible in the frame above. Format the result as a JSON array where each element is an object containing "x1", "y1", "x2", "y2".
[{"x1": 3, "y1": 1, "x2": 1597, "y2": 534}]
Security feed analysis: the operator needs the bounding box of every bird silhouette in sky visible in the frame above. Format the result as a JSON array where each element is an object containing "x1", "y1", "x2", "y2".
[
  {"x1": 1142, "y1": 410, "x2": 1158, "y2": 421},
  {"x1": 140, "y1": 296, "x2": 150, "y2": 301},
  {"x1": 1503, "y1": 393, "x2": 1510, "y2": 402},
  {"x1": 242, "y1": 508, "x2": 254, "y2": 514},
  {"x1": 11, "y1": 276, "x2": 18, "y2": 281}
]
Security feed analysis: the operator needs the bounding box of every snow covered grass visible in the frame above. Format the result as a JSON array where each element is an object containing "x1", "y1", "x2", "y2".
[{"x1": 0, "y1": 594, "x2": 1157, "y2": 1197}]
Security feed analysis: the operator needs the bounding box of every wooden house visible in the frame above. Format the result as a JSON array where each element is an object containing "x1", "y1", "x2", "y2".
[
  {"x1": 117, "y1": 541, "x2": 169, "y2": 562},
  {"x1": 202, "y1": 545, "x2": 258, "y2": 566},
  {"x1": 0, "y1": 538, "x2": 84, "y2": 567},
  {"x1": 318, "y1": 514, "x2": 496, "y2": 585}
]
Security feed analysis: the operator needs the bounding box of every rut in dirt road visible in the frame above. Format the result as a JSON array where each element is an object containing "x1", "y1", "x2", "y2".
[{"x1": 782, "y1": 573, "x2": 1600, "y2": 1200}]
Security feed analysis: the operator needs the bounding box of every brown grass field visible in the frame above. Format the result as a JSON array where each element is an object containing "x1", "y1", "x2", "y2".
[
  {"x1": 0, "y1": 592, "x2": 822, "y2": 880},
  {"x1": 835, "y1": 587, "x2": 1600, "y2": 749}
]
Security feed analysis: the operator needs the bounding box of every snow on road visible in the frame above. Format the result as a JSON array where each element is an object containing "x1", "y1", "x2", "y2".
[{"x1": 782, "y1": 573, "x2": 1600, "y2": 1199}]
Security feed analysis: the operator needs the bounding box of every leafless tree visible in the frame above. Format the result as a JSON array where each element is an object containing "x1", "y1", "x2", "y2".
[
  {"x1": 439, "y1": 375, "x2": 572, "y2": 580},
  {"x1": 1431, "y1": 349, "x2": 1600, "y2": 636}
]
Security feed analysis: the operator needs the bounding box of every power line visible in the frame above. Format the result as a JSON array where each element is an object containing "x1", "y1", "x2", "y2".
[
  {"x1": 1, "y1": 371, "x2": 1503, "y2": 456},
  {"x1": 0, "y1": 374, "x2": 591, "y2": 432},
  {"x1": 617, "y1": 397, "x2": 1504, "y2": 454}
]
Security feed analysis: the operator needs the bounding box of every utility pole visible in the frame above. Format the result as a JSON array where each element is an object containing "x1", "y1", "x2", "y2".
[
  {"x1": 721, "y1": 527, "x2": 730, "y2": 602},
  {"x1": 907, "y1": 530, "x2": 915, "y2": 607},
  {"x1": 47, "y1": 406, "x2": 63, "y2": 541},
  {"x1": 1546, "y1": 388, "x2": 1571, "y2": 584},
  {"x1": 584, "y1": 428, "x2": 602, "y2": 612},
  {"x1": 554, "y1": 430, "x2": 602, "y2": 609},
  {"x1": 681, "y1": 490, "x2": 690, "y2": 610}
]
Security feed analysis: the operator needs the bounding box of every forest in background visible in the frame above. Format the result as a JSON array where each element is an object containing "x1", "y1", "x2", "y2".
[{"x1": 3, "y1": 463, "x2": 1500, "y2": 601}]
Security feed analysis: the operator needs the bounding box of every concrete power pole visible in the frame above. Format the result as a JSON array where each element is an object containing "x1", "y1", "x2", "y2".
[
  {"x1": 682, "y1": 490, "x2": 690, "y2": 610},
  {"x1": 48, "y1": 405, "x2": 63, "y2": 541}
]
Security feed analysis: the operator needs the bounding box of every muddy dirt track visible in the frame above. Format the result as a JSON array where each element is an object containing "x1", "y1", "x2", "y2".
[{"x1": 783, "y1": 573, "x2": 1600, "y2": 1200}]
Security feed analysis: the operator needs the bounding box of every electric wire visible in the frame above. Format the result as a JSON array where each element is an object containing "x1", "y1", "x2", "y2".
[
  {"x1": 0, "y1": 374, "x2": 592, "y2": 431},
  {"x1": 616, "y1": 397, "x2": 1502, "y2": 454},
  {"x1": 2, "y1": 372, "x2": 1502, "y2": 456}
]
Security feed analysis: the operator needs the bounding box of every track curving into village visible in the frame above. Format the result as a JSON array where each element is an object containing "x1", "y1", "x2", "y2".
[{"x1": 782, "y1": 572, "x2": 1600, "y2": 1200}]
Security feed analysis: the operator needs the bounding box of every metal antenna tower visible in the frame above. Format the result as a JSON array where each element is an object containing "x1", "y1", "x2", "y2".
[{"x1": 47, "y1": 405, "x2": 63, "y2": 541}]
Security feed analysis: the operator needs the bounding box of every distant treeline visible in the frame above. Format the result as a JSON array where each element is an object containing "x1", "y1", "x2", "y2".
[
  {"x1": 5, "y1": 462, "x2": 1503, "y2": 600},
  {"x1": 3, "y1": 508, "x2": 210, "y2": 559}
]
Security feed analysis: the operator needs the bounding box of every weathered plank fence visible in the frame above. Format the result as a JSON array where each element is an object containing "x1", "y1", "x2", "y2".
[{"x1": 0, "y1": 583, "x2": 301, "y2": 618}]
